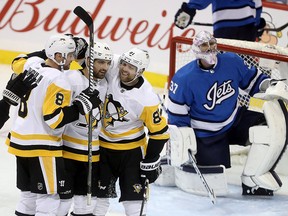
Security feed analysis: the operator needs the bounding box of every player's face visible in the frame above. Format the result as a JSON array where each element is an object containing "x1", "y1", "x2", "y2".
[
  {"x1": 93, "y1": 59, "x2": 111, "y2": 79},
  {"x1": 63, "y1": 52, "x2": 75, "y2": 70},
  {"x1": 119, "y1": 60, "x2": 137, "y2": 83},
  {"x1": 198, "y1": 38, "x2": 217, "y2": 53}
]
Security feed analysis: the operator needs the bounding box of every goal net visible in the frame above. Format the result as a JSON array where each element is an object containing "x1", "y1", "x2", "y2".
[{"x1": 169, "y1": 36, "x2": 288, "y2": 194}]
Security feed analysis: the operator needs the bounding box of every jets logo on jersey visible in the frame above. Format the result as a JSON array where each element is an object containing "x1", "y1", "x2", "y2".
[
  {"x1": 103, "y1": 94, "x2": 129, "y2": 127},
  {"x1": 204, "y1": 80, "x2": 235, "y2": 110}
]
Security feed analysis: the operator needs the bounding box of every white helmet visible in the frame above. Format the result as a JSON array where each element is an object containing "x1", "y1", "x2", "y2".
[
  {"x1": 192, "y1": 30, "x2": 218, "y2": 65},
  {"x1": 85, "y1": 41, "x2": 113, "y2": 61},
  {"x1": 45, "y1": 34, "x2": 76, "y2": 66},
  {"x1": 120, "y1": 48, "x2": 150, "y2": 76}
]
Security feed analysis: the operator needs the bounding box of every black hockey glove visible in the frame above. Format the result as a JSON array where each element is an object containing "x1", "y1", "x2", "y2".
[
  {"x1": 174, "y1": 2, "x2": 196, "y2": 30},
  {"x1": 65, "y1": 34, "x2": 88, "y2": 60},
  {"x1": 3, "y1": 70, "x2": 38, "y2": 106},
  {"x1": 73, "y1": 87, "x2": 101, "y2": 115},
  {"x1": 256, "y1": 18, "x2": 266, "y2": 38},
  {"x1": 140, "y1": 155, "x2": 162, "y2": 184}
]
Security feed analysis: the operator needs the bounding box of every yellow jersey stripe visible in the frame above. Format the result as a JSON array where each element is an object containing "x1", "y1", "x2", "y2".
[
  {"x1": 101, "y1": 125, "x2": 145, "y2": 138},
  {"x1": 11, "y1": 131, "x2": 61, "y2": 141}
]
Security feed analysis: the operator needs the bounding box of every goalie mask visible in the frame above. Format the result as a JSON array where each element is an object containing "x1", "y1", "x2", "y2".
[
  {"x1": 45, "y1": 34, "x2": 76, "y2": 67},
  {"x1": 119, "y1": 48, "x2": 150, "y2": 83},
  {"x1": 192, "y1": 31, "x2": 217, "y2": 65}
]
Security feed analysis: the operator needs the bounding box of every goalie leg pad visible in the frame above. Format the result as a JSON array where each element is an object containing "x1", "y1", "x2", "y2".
[
  {"x1": 169, "y1": 125, "x2": 197, "y2": 167},
  {"x1": 242, "y1": 100, "x2": 287, "y2": 191},
  {"x1": 175, "y1": 164, "x2": 228, "y2": 196}
]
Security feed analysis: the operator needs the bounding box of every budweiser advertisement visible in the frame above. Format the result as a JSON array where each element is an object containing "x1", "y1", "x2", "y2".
[{"x1": 0, "y1": 0, "x2": 287, "y2": 86}]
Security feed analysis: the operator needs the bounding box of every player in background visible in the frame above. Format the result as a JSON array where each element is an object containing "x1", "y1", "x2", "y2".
[
  {"x1": 94, "y1": 48, "x2": 170, "y2": 216},
  {"x1": 57, "y1": 41, "x2": 113, "y2": 216},
  {"x1": 0, "y1": 70, "x2": 38, "y2": 129},
  {"x1": 11, "y1": 34, "x2": 88, "y2": 74},
  {"x1": 167, "y1": 30, "x2": 284, "y2": 196},
  {"x1": 6, "y1": 34, "x2": 101, "y2": 216},
  {"x1": 174, "y1": 0, "x2": 266, "y2": 41}
]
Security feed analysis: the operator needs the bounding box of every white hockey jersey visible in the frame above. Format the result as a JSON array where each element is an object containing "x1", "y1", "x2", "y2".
[
  {"x1": 100, "y1": 55, "x2": 169, "y2": 151},
  {"x1": 62, "y1": 70, "x2": 107, "y2": 162},
  {"x1": 7, "y1": 57, "x2": 73, "y2": 157}
]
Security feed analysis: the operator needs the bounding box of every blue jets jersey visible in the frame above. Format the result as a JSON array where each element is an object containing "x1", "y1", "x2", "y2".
[
  {"x1": 187, "y1": 0, "x2": 262, "y2": 31},
  {"x1": 167, "y1": 52, "x2": 269, "y2": 138}
]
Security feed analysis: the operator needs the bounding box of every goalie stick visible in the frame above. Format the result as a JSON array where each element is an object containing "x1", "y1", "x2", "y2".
[
  {"x1": 188, "y1": 148, "x2": 216, "y2": 204},
  {"x1": 73, "y1": 5, "x2": 94, "y2": 205}
]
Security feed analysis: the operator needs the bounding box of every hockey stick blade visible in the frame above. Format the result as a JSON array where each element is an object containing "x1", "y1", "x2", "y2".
[
  {"x1": 73, "y1": 6, "x2": 93, "y2": 32},
  {"x1": 188, "y1": 149, "x2": 216, "y2": 204}
]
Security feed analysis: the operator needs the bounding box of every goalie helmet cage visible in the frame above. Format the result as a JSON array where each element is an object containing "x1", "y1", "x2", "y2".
[{"x1": 169, "y1": 36, "x2": 288, "y2": 107}]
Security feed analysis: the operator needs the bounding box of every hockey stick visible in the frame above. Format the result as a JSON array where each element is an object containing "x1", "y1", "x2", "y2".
[
  {"x1": 264, "y1": 22, "x2": 288, "y2": 32},
  {"x1": 73, "y1": 6, "x2": 94, "y2": 205},
  {"x1": 191, "y1": 21, "x2": 288, "y2": 32},
  {"x1": 187, "y1": 149, "x2": 216, "y2": 204},
  {"x1": 191, "y1": 22, "x2": 213, "y2": 27},
  {"x1": 139, "y1": 178, "x2": 149, "y2": 216}
]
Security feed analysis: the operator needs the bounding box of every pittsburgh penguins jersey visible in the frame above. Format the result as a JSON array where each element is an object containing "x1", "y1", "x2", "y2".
[
  {"x1": 7, "y1": 57, "x2": 74, "y2": 157},
  {"x1": 62, "y1": 70, "x2": 107, "y2": 162},
  {"x1": 100, "y1": 55, "x2": 169, "y2": 151},
  {"x1": 167, "y1": 52, "x2": 269, "y2": 138}
]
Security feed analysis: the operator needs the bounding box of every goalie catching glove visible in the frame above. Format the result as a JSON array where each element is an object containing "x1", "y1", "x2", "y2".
[
  {"x1": 73, "y1": 87, "x2": 102, "y2": 115},
  {"x1": 140, "y1": 155, "x2": 162, "y2": 184},
  {"x1": 174, "y1": 2, "x2": 196, "y2": 30},
  {"x1": 3, "y1": 70, "x2": 38, "y2": 106}
]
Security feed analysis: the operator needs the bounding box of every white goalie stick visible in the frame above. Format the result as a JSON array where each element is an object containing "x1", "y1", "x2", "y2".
[
  {"x1": 188, "y1": 148, "x2": 216, "y2": 204},
  {"x1": 73, "y1": 5, "x2": 95, "y2": 205}
]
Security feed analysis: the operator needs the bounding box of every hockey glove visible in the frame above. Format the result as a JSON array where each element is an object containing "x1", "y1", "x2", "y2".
[
  {"x1": 174, "y1": 2, "x2": 196, "y2": 30},
  {"x1": 73, "y1": 37, "x2": 88, "y2": 60},
  {"x1": 256, "y1": 18, "x2": 266, "y2": 38},
  {"x1": 65, "y1": 34, "x2": 88, "y2": 60},
  {"x1": 260, "y1": 78, "x2": 287, "y2": 91},
  {"x1": 73, "y1": 87, "x2": 101, "y2": 115},
  {"x1": 140, "y1": 155, "x2": 162, "y2": 184},
  {"x1": 3, "y1": 70, "x2": 38, "y2": 106}
]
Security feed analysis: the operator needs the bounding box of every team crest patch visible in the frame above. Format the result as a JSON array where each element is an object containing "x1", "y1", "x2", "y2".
[
  {"x1": 133, "y1": 184, "x2": 142, "y2": 194},
  {"x1": 37, "y1": 182, "x2": 43, "y2": 191},
  {"x1": 98, "y1": 180, "x2": 107, "y2": 190}
]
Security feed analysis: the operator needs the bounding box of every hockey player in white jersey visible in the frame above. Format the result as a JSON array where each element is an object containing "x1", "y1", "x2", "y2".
[
  {"x1": 95, "y1": 48, "x2": 170, "y2": 216},
  {"x1": 6, "y1": 34, "x2": 101, "y2": 216},
  {"x1": 167, "y1": 30, "x2": 285, "y2": 196},
  {"x1": 58, "y1": 41, "x2": 113, "y2": 216}
]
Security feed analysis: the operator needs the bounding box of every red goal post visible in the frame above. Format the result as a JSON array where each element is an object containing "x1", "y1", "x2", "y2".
[{"x1": 169, "y1": 36, "x2": 288, "y2": 108}]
